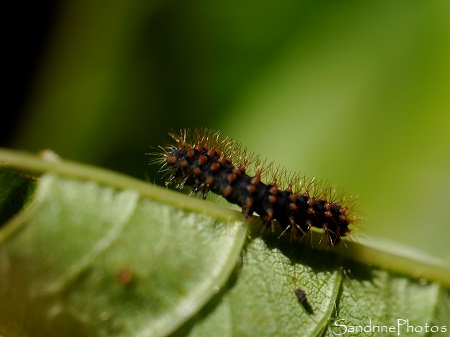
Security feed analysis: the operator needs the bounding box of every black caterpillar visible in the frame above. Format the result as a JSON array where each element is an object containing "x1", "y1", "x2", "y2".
[{"x1": 154, "y1": 129, "x2": 358, "y2": 246}]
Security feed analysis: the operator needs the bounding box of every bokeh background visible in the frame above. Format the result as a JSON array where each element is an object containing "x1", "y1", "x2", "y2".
[{"x1": 4, "y1": 1, "x2": 450, "y2": 262}]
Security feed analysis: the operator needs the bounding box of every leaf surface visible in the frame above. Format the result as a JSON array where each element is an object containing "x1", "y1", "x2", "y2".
[
  {"x1": 0, "y1": 157, "x2": 247, "y2": 337},
  {"x1": 0, "y1": 150, "x2": 449, "y2": 337}
]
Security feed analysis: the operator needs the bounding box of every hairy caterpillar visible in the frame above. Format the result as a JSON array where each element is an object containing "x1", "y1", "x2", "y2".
[{"x1": 153, "y1": 129, "x2": 359, "y2": 246}]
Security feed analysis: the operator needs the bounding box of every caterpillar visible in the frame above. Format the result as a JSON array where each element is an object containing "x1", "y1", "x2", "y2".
[{"x1": 153, "y1": 128, "x2": 358, "y2": 246}]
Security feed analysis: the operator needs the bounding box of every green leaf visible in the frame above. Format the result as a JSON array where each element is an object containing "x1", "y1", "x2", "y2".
[
  {"x1": 0, "y1": 166, "x2": 36, "y2": 226},
  {"x1": 1, "y1": 149, "x2": 449, "y2": 337},
  {"x1": 186, "y1": 237, "x2": 449, "y2": 337},
  {"x1": 0, "y1": 149, "x2": 247, "y2": 337}
]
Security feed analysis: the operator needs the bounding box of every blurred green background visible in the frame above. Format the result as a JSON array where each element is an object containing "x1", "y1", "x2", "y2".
[{"x1": 4, "y1": 1, "x2": 450, "y2": 261}]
